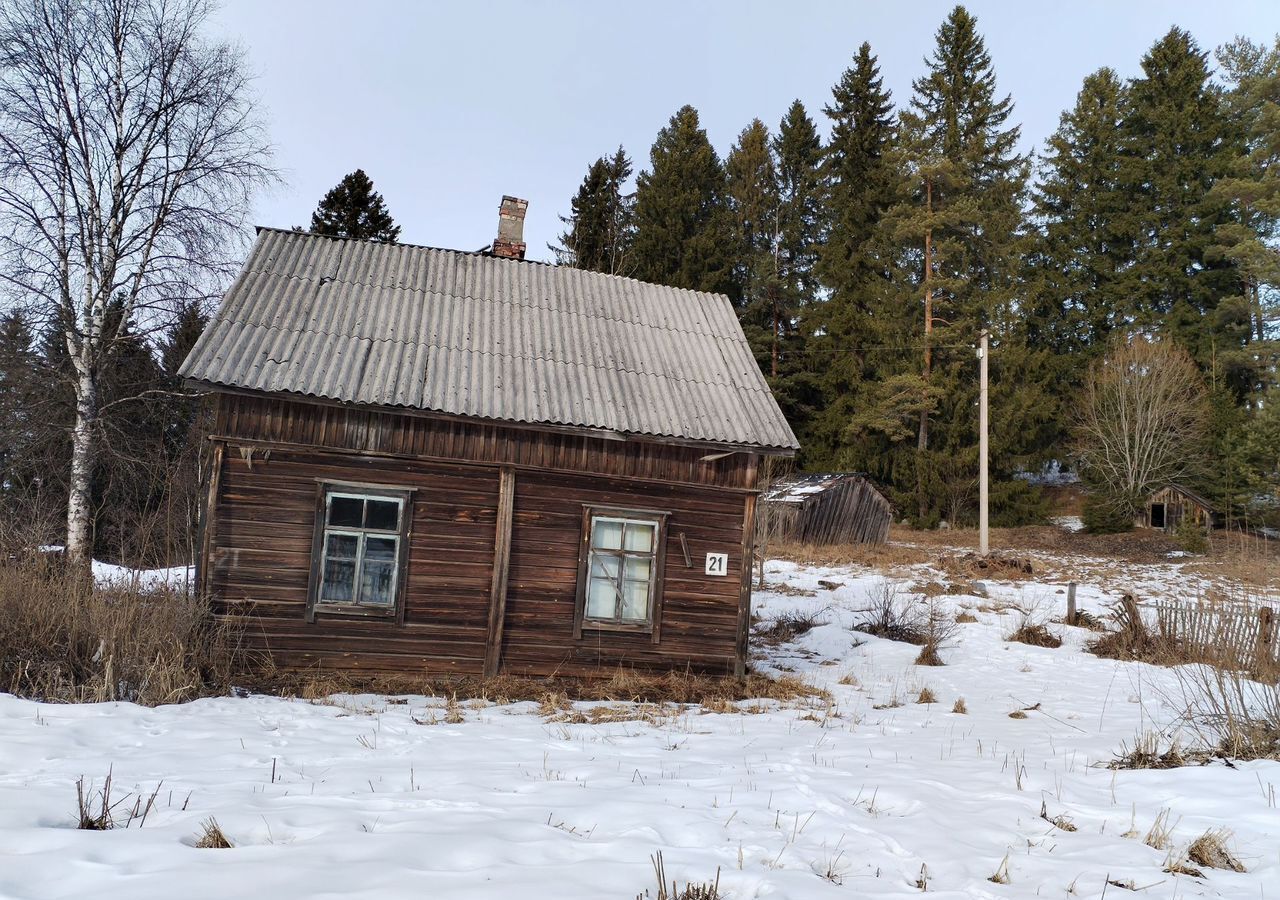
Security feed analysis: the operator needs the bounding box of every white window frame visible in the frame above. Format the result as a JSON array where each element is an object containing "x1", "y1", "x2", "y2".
[
  {"x1": 308, "y1": 485, "x2": 411, "y2": 621},
  {"x1": 574, "y1": 505, "x2": 669, "y2": 641}
]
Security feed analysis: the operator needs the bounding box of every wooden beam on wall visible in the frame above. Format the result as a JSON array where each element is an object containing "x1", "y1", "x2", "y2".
[
  {"x1": 734, "y1": 493, "x2": 758, "y2": 677},
  {"x1": 483, "y1": 466, "x2": 517, "y2": 677},
  {"x1": 196, "y1": 439, "x2": 225, "y2": 599}
]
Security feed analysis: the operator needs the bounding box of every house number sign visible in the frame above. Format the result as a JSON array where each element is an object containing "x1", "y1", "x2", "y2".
[{"x1": 705, "y1": 552, "x2": 728, "y2": 576}]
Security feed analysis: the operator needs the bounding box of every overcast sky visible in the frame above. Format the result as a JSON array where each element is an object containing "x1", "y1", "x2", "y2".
[{"x1": 210, "y1": 0, "x2": 1280, "y2": 263}]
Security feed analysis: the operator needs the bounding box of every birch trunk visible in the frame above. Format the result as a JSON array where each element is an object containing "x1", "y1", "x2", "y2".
[{"x1": 66, "y1": 365, "x2": 98, "y2": 567}]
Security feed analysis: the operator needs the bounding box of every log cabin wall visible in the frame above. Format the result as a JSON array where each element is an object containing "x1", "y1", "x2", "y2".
[{"x1": 204, "y1": 392, "x2": 760, "y2": 677}]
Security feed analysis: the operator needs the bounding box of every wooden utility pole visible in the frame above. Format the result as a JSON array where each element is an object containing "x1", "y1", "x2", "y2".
[{"x1": 978, "y1": 328, "x2": 989, "y2": 557}]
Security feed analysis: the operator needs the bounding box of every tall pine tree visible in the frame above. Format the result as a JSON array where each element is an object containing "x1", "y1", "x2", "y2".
[
  {"x1": 307, "y1": 169, "x2": 401, "y2": 242},
  {"x1": 725, "y1": 118, "x2": 781, "y2": 369},
  {"x1": 860, "y1": 5, "x2": 1043, "y2": 524},
  {"x1": 631, "y1": 105, "x2": 735, "y2": 296}
]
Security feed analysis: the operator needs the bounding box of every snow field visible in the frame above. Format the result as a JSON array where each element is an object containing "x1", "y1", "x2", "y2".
[{"x1": 0, "y1": 555, "x2": 1276, "y2": 899}]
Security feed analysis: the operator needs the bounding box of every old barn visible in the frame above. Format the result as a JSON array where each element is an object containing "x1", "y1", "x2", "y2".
[
  {"x1": 760, "y1": 473, "x2": 892, "y2": 546},
  {"x1": 180, "y1": 201, "x2": 798, "y2": 678},
  {"x1": 1142, "y1": 484, "x2": 1221, "y2": 533}
]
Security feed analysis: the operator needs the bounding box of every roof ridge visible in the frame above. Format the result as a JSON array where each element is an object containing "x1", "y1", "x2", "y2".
[{"x1": 253, "y1": 225, "x2": 735, "y2": 304}]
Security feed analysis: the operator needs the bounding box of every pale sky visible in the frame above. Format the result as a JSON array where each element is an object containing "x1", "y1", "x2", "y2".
[{"x1": 210, "y1": 0, "x2": 1280, "y2": 263}]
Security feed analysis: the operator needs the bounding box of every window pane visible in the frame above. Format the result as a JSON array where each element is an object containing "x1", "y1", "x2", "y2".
[
  {"x1": 329, "y1": 496, "x2": 363, "y2": 527},
  {"x1": 360, "y1": 560, "x2": 396, "y2": 605},
  {"x1": 365, "y1": 499, "x2": 400, "y2": 531},
  {"x1": 321, "y1": 559, "x2": 355, "y2": 602},
  {"x1": 623, "y1": 522, "x2": 655, "y2": 553},
  {"x1": 364, "y1": 535, "x2": 397, "y2": 562},
  {"x1": 590, "y1": 553, "x2": 621, "y2": 581},
  {"x1": 621, "y1": 579, "x2": 649, "y2": 621},
  {"x1": 586, "y1": 577, "x2": 617, "y2": 619},
  {"x1": 591, "y1": 519, "x2": 623, "y2": 550},
  {"x1": 624, "y1": 556, "x2": 651, "y2": 583},
  {"x1": 325, "y1": 533, "x2": 359, "y2": 559}
]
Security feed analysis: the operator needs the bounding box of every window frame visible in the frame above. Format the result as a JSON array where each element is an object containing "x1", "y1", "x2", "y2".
[
  {"x1": 573, "y1": 504, "x2": 669, "y2": 643},
  {"x1": 306, "y1": 482, "x2": 414, "y2": 623}
]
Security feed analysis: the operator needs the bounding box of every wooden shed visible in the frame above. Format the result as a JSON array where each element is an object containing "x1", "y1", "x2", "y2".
[
  {"x1": 1141, "y1": 484, "x2": 1221, "y2": 533},
  {"x1": 179, "y1": 203, "x2": 798, "y2": 678},
  {"x1": 759, "y1": 473, "x2": 892, "y2": 546}
]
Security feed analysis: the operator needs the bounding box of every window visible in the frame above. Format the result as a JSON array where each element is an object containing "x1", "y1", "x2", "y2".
[
  {"x1": 575, "y1": 507, "x2": 668, "y2": 638},
  {"x1": 309, "y1": 486, "x2": 411, "y2": 619}
]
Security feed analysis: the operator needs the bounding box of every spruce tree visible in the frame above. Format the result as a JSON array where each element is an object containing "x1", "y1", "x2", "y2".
[
  {"x1": 807, "y1": 43, "x2": 897, "y2": 470},
  {"x1": 725, "y1": 118, "x2": 781, "y2": 368},
  {"x1": 554, "y1": 147, "x2": 635, "y2": 275},
  {"x1": 631, "y1": 105, "x2": 734, "y2": 296},
  {"x1": 1120, "y1": 29, "x2": 1244, "y2": 373},
  {"x1": 307, "y1": 169, "x2": 401, "y2": 242},
  {"x1": 1030, "y1": 68, "x2": 1131, "y2": 354},
  {"x1": 769, "y1": 101, "x2": 826, "y2": 442}
]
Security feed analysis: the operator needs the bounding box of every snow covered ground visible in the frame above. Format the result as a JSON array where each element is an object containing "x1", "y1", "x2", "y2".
[{"x1": 1, "y1": 552, "x2": 1276, "y2": 899}]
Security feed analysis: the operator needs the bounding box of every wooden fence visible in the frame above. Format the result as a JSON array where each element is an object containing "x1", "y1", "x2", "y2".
[{"x1": 1149, "y1": 599, "x2": 1278, "y2": 672}]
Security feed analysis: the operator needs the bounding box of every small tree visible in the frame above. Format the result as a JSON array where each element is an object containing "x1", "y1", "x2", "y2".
[
  {"x1": 1074, "y1": 337, "x2": 1210, "y2": 521},
  {"x1": 307, "y1": 169, "x2": 400, "y2": 242}
]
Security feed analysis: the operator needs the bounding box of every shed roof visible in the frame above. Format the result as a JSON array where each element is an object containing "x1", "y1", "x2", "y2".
[
  {"x1": 1156, "y1": 483, "x2": 1218, "y2": 513},
  {"x1": 762, "y1": 472, "x2": 879, "y2": 504},
  {"x1": 179, "y1": 229, "x2": 798, "y2": 451}
]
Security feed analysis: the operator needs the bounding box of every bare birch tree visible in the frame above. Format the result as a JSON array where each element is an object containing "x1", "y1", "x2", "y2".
[
  {"x1": 1074, "y1": 337, "x2": 1210, "y2": 516},
  {"x1": 0, "y1": 0, "x2": 272, "y2": 565}
]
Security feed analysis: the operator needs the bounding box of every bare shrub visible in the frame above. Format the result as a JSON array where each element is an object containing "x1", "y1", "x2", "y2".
[
  {"x1": 1007, "y1": 600, "x2": 1063, "y2": 648},
  {"x1": 638, "y1": 851, "x2": 720, "y2": 900},
  {"x1": 1186, "y1": 828, "x2": 1246, "y2": 872},
  {"x1": 856, "y1": 582, "x2": 927, "y2": 645},
  {"x1": 195, "y1": 818, "x2": 233, "y2": 849},
  {"x1": 1173, "y1": 664, "x2": 1280, "y2": 760},
  {"x1": 916, "y1": 596, "x2": 959, "y2": 665},
  {"x1": 0, "y1": 562, "x2": 234, "y2": 704}
]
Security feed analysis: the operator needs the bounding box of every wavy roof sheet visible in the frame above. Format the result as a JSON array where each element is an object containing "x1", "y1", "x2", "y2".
[{"x1": 180, "y1": 228, "x2": 799, "y2": 451}]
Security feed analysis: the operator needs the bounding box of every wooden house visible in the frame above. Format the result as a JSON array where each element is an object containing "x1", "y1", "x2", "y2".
[
  {"x1": 1141, "y1": 484, "x2": 1221, "y2": 533},
  {"x1": 179, "y1": 199, "x2": 798, "y2": 678},
  {"x1": 759, "y1": 473, "x2": 892, "y2": 546}
]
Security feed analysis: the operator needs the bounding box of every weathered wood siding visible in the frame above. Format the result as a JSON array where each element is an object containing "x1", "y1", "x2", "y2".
[
  {"x1": 1142, "y1": 485, "x2": 1216, "y2": 533},
  {"x1": 760, "y1": 475, "x2": 891, "y2": 547},
  {"x1": 204, "y1": 392, "x2": 758, "y2": 676}
]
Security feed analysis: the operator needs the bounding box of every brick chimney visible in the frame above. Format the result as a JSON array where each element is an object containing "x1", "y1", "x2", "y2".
[{"x1": 492, "y1": 195, "x2": 528, "y2": 260}]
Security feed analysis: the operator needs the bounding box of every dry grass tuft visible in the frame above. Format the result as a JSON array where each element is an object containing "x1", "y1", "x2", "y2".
[
  {"x1": 769, "y1": 538, "x2": 930, "y2": 571},
  {"x1": 1110, "y1": 733, "x2": 1199, "y2": 770},
  {"x1": 195, "y1": 817, "x2": 233, "y2": 849},
  {"x1": 1143, "y1": 809, "x2": 1177, "y2": 852},
  {"x1": 915, "y1": 686, "x2": 937, "y2": 705},
  {"x1": 1186, "y1": 828, "x2": 1246, "y2": 872},
  {"x1": 0, "y1": 561, "x2": 234, "y2": 704},
  {"x1": 277, "y1": 667, "x2": 828, "y2": 710},
  {"x1": 955, "y1": 611, "x2": 978, "y2": 624},
  {"x1": 638, "y1": 850, "x2": 721, "y2": 900},
  {"x1": 951, "y1": 697, "x2": 967, "y2": 714},
  {"x1": 1007, "y1": 623, "x2": 1063, "y2": 648},
  {"x1": 987, "y1": 853, "x2": 1011, "y2": 884},
  {"x1": 1039, "y1": 801, "x2": 1077, "y2": 832},
  {"x1": 1008, "y1": 709, "x2": 1028, "y2": 720},
  {"x1": 838, "y1": 672, "x2": 860, "y2": 688},
  {"x1": 752, "y1": 608, "x2": 825, "y2": 645}
]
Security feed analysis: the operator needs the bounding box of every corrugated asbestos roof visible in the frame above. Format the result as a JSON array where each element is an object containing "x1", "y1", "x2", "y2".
[{"x1": 180, "y1": 228, "x2": 799, "y2": 451}]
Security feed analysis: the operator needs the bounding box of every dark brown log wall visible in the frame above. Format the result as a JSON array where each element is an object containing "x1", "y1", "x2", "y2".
[{"x1": 204, "y1": 391, "x2": 758, "y2": 677}]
